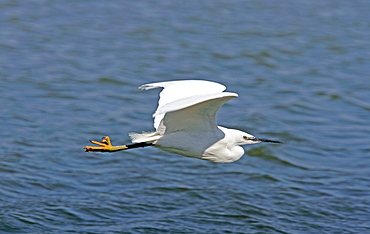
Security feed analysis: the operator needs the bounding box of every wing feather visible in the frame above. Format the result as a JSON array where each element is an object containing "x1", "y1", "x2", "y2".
[
  {"x1": 157, "y1": 92, "x2": 238, "y2": 135},
  {"x1": 139, "y1": 80, "x2": 238, "y2": 132},
  {"x1": 139, "y1": 80, "x2": 227, "y2": 129}
]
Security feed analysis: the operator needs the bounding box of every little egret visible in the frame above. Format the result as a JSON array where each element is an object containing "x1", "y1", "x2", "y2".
[{"x1": 84, "y1": 80, "x2": 281, "y2": 163}]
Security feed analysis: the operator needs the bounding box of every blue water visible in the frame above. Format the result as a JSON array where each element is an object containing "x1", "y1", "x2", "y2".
[{"x1": 1, "y1": 0, "x2": 369, "y2": 233}]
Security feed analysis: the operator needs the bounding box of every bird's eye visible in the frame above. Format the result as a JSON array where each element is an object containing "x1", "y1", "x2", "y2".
[{"x1": 243, "y1": 136, "x2": 249, "y2": 140}]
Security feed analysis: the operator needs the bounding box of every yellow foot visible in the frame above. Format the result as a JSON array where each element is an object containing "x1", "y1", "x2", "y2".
[{"x1": 84, "y1": 136, "x2": 128, "y2": 152}]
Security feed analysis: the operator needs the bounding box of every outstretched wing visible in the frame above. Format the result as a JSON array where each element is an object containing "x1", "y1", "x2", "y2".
[
  {"x1": 158, "y1": 92, "x2": 238, "y2": 135},
  {"x1": 139, "y1": 80, "x2": 238, "y2": 134}
]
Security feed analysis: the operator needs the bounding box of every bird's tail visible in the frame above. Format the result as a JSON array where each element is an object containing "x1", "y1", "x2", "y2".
[{"x1": 129, "y1": 131, "x2": 162, "y2": 144}]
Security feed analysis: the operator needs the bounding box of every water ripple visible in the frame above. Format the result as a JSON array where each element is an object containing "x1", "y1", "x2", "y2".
[{"x1": 1, "y1": 0, "x2": 370, "y2": 233}]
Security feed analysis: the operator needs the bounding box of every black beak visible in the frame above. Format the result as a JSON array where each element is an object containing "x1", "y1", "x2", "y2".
[{"x1": 252, "y1": 137, "x2": 283, "y2": 144}]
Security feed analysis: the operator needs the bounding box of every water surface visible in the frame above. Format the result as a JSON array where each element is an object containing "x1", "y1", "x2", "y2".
[{"x1": 1, "y1": 0, "x2": 369, "y2": 233}]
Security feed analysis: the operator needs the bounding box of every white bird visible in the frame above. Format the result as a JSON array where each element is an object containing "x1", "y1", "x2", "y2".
[{"x1": 84, "y1": 80, "x2": 281, "y2": 163}]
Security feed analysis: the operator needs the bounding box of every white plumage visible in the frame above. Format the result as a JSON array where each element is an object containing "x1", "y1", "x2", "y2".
[
  {"x1": 85, "y1": 80, "x2": 281, "y2": 163},
  {"x1": 129, "y1": 80, "x2": 279, "y2": 163}
]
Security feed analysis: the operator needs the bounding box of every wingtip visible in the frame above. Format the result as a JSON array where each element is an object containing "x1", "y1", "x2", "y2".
[
  {"x1": 222, "y1": 92, "x2": 239, "y2": 98},
  {"x1": 139, "y1": 83, "x2": 162, "y2": 90},
  {"x1": 138, "y1": 84, "x2": 149, "y2": 90}
]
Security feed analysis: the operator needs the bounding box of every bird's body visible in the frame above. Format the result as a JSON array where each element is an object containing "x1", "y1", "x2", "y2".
[
  {"x1": 152, "y1": 126, "x2": 245, "y2": 163},
  {"x1": 85, "y1": 80, "x2": 281, "y2": 163}
]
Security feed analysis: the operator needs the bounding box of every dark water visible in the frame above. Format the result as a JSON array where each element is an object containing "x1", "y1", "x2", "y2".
[{"x1": 1, "y1": 0, "x2": 369, "y2": 233}]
